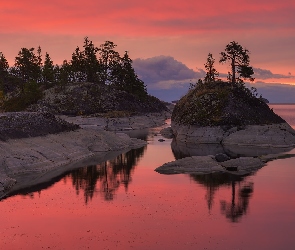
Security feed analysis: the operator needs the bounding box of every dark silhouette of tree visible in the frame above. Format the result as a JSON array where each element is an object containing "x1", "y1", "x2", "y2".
[
  {"x1": 204, "y1": 53, "x2": 219, "y2": 83},
  {"x1": 112, "y1": 51, "x2": 147, "y2": 98},
  {"x1": 71, "y1": 46, "x2": 87, "y2": 82},
  {"x1": 70, "y1": 146, "x2": 146, "y2": 204},
  {"x1": 83, "y1": 37, "x2": 100, "y2": 83},
  {"x1": 220, "y1": 181, "x2": 254, "y2": 223},
  {"x1": 0, "y1": 52, "x2": 9, "y2": 80},
  {"x1": 219, "y1": 41, "x2": 254, "y2": 84},
  {"x1": 13, "y1": 47, "x2": 42, "y2": 85},
  {"x1": 98, "y1": 41, "x2": 121, "y2": 85},
  {"x1": 57, "y1": 60, "x2": 72, "y2": 86},
  {"x1": 190, "y1": 172, "x2": 254, "y2": 222},
  {"x1": 42, "y1": 52, "x2": 55, "y2": 86}
]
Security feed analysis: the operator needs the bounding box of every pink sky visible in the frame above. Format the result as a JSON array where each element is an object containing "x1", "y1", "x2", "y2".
[{"x1": 0, "y1": 0, "x2": 294, "y2": 84}]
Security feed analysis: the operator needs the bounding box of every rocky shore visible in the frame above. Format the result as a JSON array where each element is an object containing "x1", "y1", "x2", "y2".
[{"x1": 0, "y1": 111, "x2": 170, "y2": 199}]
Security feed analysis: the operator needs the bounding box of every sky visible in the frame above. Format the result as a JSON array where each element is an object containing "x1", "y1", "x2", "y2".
[{"x1": 1, "y1": 0, "x2": 294, "y2": 102}]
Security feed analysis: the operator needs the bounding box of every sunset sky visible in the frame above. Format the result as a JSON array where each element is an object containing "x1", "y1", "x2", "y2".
[{"x1": 1, "y1": 0, "x2": 294, "y2": 102}]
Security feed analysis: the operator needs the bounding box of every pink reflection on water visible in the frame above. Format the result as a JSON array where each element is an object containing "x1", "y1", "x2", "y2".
[{"x1": 1, "y1": 107, "x2": 295, "y2": 249}]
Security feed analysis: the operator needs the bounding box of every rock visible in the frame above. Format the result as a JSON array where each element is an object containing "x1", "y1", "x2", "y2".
[
  {"x1": 26, "y1": 82, "x2": 168, "y2": 115},
  {"x1": 215, "y1": 153, "x2": 230, "y2": 162},
  {"x1": 222, "y1": 123, "x2": 295, "y2": 147},
  {"x1": 160, "y1": 127, "x2": 174, "y2": 139},
  {"x1": 0, "y1": 128, "x2": 146, "y2": 198},
  {"x1": 59, "y1": 112, "x2": 168, "y2": 131},
  {"x1": 155, "y1": 156, "x2": 265, "y2": 175},
  {"x1": 155, "y1": 156, "x2": 224, "y2": 174},
  {"x1": 170, "y1": 81, "x2": 295, "y2": 149},
  {"x1": 0, "y1": 112, "x2": 79, "y2": 141},
  {"x1": 220, "y1": 157, "x2": 264, "y2": 174},
  {"x1": 172, "y1": 123, "x2": 225, "y2": 144}
]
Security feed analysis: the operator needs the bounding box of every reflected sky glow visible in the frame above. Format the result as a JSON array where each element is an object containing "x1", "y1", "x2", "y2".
[{"x1": 1, "y1": 107, "x2": 295, "y2": 249}]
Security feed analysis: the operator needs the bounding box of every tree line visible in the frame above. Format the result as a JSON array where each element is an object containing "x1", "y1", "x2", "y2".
[{"x1": 0, "y1": 37, "x2": 147, "y2": 99}]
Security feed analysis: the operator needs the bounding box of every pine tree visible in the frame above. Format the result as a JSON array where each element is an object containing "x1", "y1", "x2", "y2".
[
  {"x1": 42, "y1": 52, "x2": 55, "y2": 85},
  {"x1": 13, "y1": 47, "x2": 42, "y2": 84},
  {"x1": 0, "y1": 52, "x2": 9, "y2": 81},
  {"x1": 83, "y1": 37, "x2": 100, "y2": 83},
  {"x1": 204, "y1": 53, "x2": 219, "y2": 83},
  {"x1": 112, "y1": 51, "x2": 147, "y2": 98},
  {"x1": 98, "y1": 41, "x2": 121, "y2": 85},
  {"x1": 219, "y1": 41, "x2": 254, "y2": 84}
]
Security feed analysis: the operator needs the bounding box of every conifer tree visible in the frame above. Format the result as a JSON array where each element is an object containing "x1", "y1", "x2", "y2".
[
  {"x1": 219, "y1": 41, "x2": 254, "y2": 84},
  {"x1": 204, "y1": 53, "x2": 219, "y2": 83},
  {"x1": 42, "y1": 52, "x2": 55, "y2": 85},
  {"x1": 0, "y1": 52, "x2": 9, "y2": 80},
  {"x1": 13, "y1": 47, "x2": 42, "y2": 84},
  {"x1": 98, "y1": 41, "x2": 120, "y2": 85}
]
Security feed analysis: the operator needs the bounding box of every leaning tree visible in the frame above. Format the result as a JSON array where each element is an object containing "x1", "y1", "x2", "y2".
[{"x1": 219, "y1": 41, "x2": 254, "y2": 84}]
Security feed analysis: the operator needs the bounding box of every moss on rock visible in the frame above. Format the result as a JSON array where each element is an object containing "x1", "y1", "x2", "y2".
[{"x1": 172, "y1": 81, "x2": 285, "y2": 126}]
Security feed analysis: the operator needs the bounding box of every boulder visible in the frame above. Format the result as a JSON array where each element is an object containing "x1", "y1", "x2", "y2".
[{"x1": 155, "y1": 156, "x2": 265, "y2": 175}]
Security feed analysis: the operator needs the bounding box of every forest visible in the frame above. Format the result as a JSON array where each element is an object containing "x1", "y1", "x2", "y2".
[{"x1": 0, "y1": 38, "x2": 147, "y2": 111}]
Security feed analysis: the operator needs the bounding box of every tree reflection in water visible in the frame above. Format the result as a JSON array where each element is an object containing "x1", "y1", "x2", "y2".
[
  {"x1": 190, "y1": 172, "x2": 254, "y2": 222},
  {"x1": 69, "y1": 145, "x2": 147, "y2": 204}
]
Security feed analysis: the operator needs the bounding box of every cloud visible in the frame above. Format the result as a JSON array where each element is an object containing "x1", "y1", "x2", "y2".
[
  {"x1": 133, "y1": 55, "x2": 204, "y2": 89},
  {"x1": 132, "y1": 56, "x2": 295, "y2": 103},
  {"x1": 249, "y1": 82, "x2": 295, "y2": 103},
  {"x1": 253, "y1": 68, "x2": 294, "y2": 80}
]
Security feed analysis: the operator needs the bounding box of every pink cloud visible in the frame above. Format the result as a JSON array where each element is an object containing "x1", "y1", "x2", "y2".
[{"x1": 1, "y1": 0, "x2": 294, "y2": 36}]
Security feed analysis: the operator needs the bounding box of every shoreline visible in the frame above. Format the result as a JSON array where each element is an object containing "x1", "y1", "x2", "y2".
[{"x1": 0, "y1": 111, "x2": 171, "y2": 199}]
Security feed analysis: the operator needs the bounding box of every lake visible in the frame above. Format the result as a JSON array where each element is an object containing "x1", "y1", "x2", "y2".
[{"x1": 1, "y1": 104, "x2": 295, "y2": 249}]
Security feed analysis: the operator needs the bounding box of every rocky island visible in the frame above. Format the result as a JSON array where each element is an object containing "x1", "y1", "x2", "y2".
[
  {"x1": 157, "y1": 42, "x2": 295, "y2": 175},
  {"x1": 156, "y1": 80, "x2": 295, "y2": 175}
]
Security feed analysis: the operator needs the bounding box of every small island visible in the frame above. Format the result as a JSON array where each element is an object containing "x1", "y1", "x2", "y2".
[{"x1": 157, "y1": 41, "x2": 295, "y2": 175}]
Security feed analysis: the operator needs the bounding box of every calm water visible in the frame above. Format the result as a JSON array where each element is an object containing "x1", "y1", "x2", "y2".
[{"x1": 1, "y1": 105, "x2": 295, "y2": 249}]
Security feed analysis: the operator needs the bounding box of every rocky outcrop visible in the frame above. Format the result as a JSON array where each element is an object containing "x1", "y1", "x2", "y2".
[
  {"x1": 59, "y1": 112, "x2": 170, "y2": 131},
  {"x1": 0, "y1": 112, "x2": 79, "y2": 141},
  {"x1": 171, "y1": 122, "x2": 295, "y2": 147},
  {"x1": 0, "y1": 128, "x2": 146, "y2": 198},
  {"x1": 155, "y1": 156, "x2": 264, "y2": 175},
  {"x1": 26, "y1": 82, "x2": 167, "y2": 115},
  {"x1": 171, "y1": 81, "x2": 295, "y2": 148}
]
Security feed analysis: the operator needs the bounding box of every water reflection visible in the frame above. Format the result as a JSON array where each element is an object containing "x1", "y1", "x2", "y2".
[
  {"x1": 190, "y1": 172, "x2": 254, "y2": 223},
  {"x1": 1, "y1": 146, "x2": 147, "y2": 204},
  {"x1": 69, "y1": 146, "x2": 146, "y2": 203}
]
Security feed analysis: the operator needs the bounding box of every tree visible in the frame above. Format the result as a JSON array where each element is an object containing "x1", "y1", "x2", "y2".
[
  {"x1": 13, "y1": 47, "x2": 42, "y2": 84},
  {"x1": 71, "y1": 46, "x2": 87, "y2": 82},
  {"x1": 98, "y1": 41, "x2": 121, "y2": 85},
  {"x1": 42, "y1": 52, "x2": 55, "y2": 85},
  {"x1": 0, "y1": 52, "x2": 9, "y2": 75},
  {"x1": 83, "y1": 37, "x2": 100, "y2": 83},
  {"x1": 112, "y1": 51, "x2": 147, "y2": 98},
  {"x1": 70, "y1": 37, "x2": 100, "y2": 83},
  {"x1": 204, "y1": 53, "x2": 219, "y2": 83},
  {"x1": 219, "y1": 41, "x2": 254, "y2": 84},
  {"x1": 0, "y1": 52, "x2": 9, "y2": 82}
]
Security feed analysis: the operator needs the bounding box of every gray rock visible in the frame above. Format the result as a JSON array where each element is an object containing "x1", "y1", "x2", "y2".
[
  {"x1": 171, "y1": 122, "x2": 295, "y2": 148},
  {"x1": 215, "y1": 153, "x2": 230, "y2": 162},
  {"x1": 0, "y1": 129, "x2": 146, "y2": 198},
  {"x1": 155, "y1": 156, "x2": 265, "y2": 175},
  {"x1": 155, "y1": 156, "x2": 224, "y2": 174},
  {"x1": 160, "y1": 127, "x2": 174, "y2": 139}
]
